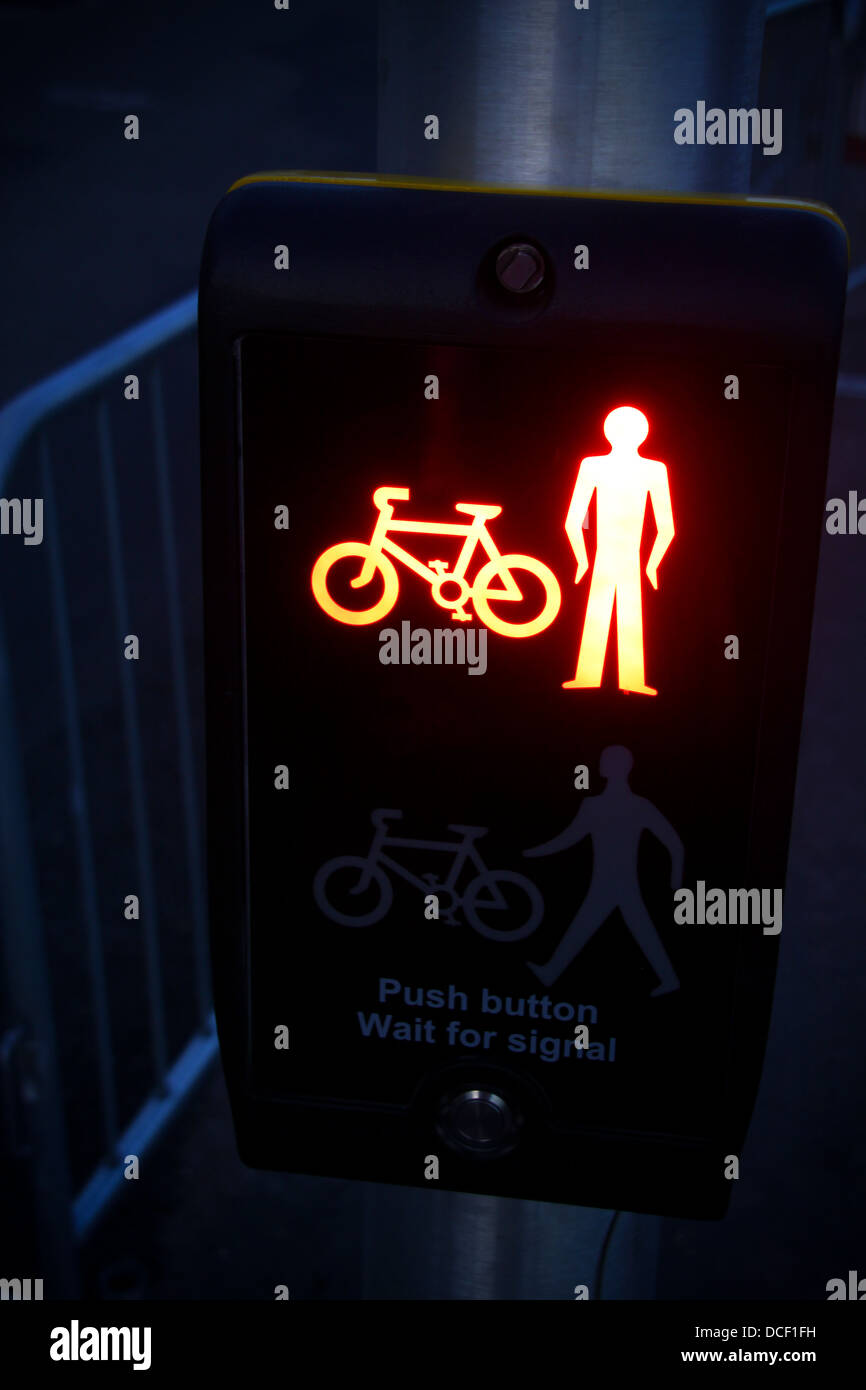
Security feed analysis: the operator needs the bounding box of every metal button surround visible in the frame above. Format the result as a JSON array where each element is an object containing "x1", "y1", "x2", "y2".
[{"x1": 438, "y1": 1088, "x2": 519, "y2": 1157}]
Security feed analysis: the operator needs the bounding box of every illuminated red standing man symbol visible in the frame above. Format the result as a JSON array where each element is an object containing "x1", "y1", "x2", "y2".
[{"x1": 563, "y1": 406, "x2": 675, "y2": 696}]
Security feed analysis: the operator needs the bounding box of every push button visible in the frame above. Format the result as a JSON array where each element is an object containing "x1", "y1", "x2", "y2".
[{"x1": 437, "y1": 1089, "x2": 519, "y2": 1158}]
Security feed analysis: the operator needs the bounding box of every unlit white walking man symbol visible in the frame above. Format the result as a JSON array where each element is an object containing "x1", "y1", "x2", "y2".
[{"x1": 525, "y1": 746, "x2": 683, "y2": 995}]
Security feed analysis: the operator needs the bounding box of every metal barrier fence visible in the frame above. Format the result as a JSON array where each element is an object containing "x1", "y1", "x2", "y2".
[{"x1": 0, "y1": 291, "x2": 216, "y2": 1296}]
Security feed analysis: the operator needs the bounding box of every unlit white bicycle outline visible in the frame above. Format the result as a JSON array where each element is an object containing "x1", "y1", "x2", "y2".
[{"x1": 313, "y1": 809, "x2": 544, "y2": 941}]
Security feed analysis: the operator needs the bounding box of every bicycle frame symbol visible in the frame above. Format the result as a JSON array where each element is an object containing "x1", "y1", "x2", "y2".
[
  {"x1": 311, "y1": 486, "x2": 562, "y2": 638},
  {"x1": 313, "y1": 809, "x2": 544, "y2": 941}
]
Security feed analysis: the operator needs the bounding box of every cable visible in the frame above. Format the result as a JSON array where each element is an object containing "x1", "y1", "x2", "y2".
[{"x1": 594, "y1": 1209, "x2": 621, "y2": 1300}]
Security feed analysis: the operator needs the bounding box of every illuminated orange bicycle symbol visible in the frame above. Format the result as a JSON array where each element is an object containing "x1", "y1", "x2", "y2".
[{"x1": 311, "y1": 486, "x2": 562, "y2": 638}]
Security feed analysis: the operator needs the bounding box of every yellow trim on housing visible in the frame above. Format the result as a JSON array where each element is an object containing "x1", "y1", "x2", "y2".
[{"x1": 227, "y1": 169, "x2": 849, "y2": 249}]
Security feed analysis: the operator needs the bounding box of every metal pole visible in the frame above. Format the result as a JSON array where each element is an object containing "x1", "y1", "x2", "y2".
[
  {"x1": 379, "y1": 0, "x2": 766, "y2": 195},
  {"x1": 369, "y1": 0, "x2": 766, "y2": 1300}
]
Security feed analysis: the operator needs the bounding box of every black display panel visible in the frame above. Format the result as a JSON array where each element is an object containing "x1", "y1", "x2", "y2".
[{"x1": 239, "y1": 331, "x2": 790, "y2": 1145}]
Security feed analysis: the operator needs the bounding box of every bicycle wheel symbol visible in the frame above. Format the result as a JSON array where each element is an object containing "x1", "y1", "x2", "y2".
[
  {"x1": 462, "y1": 869, "x2": 543, "y2": 941},
  {"x1": 312, "y1": 856, "x2": 393, "y2": 927},
  {"x1": 472, "y1": 555, "x2": 561, "y2": 639},
  {"x1": 311, "y1": 543, "x2": 399, "y2": 626}
]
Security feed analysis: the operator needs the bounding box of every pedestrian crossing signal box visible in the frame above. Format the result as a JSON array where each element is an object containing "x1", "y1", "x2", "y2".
[{"x1": 199, "y1": 173, "x2": 847, "y2": 1218}]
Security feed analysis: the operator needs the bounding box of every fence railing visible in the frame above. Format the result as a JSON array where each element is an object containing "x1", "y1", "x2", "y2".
[{"x1": 0, "y1": 289, "x2": 216, "y2": 1294}]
